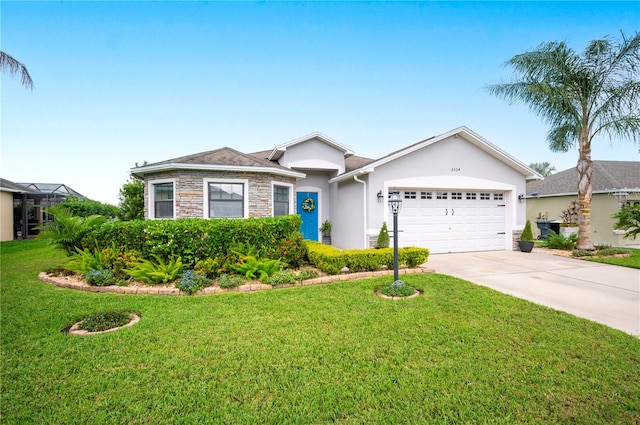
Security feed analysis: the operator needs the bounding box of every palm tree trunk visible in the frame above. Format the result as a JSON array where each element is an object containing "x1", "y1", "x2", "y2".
[{"x1": 576, "y1": 139, "x2": 595, "y2": 250}]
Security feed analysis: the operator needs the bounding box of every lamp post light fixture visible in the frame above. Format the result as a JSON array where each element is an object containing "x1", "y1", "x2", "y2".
[{"x1": 388, "y1": 190, "x2": 402, "y2": 282}]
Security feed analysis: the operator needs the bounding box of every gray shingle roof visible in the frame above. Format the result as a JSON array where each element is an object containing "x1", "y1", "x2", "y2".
[
  {"x1": 149, "y1": 147, "x2": 292, "y2": 172},
  {"x1": 0, "y1": 178, "x2": 38, "y2": 194},
  {"x1": 527, "y1": 161, "x2": 640, "y2": 197}
]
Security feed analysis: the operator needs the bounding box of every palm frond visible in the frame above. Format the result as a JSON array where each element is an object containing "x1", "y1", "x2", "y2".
[{"x1": 0, "y1": 50, "x2": 34, "y2": 90}]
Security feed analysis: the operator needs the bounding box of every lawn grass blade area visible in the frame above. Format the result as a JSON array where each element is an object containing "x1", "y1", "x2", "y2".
[{"x1": 2, "y1": 240, "x2": 639, "y2": 424}]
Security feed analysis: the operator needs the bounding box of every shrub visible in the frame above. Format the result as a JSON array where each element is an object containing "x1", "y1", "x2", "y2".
[
  {"x1": 58, "y1": 195, "x2": 119, "y2": 218},
  {"x1": 379, "y1": 280, "x2": 417, "y2": 297},
  {"x1": 399, "y1": 247, "x2": 430, "y2": 267},
  {"x1": 177, "y1": 270, "x2": 210, "y2": 295},
  {"x1": 64, "y1": 247, "x2": 110, "y2": 274},
  {"x1": 298, "y1": 267, "x2": 319, "y2": 281},
  {"x1": 520, "y1": 220, "x2": 534, "y2": 242},
  {"x1": 85, "y1": 216, "x2": 303, "y2": 267},
  {"x1": 613, "y1": 203, "x2": 640, "y2": 240},
  {"x1": 306, "y1": 242, "x2": 429, "y2": 274},
  {"x1": 218, "y1": 274, "x2": 245, "y2": 289},
  {"x1": 268, "y1": 269, "x2": 298, "y2": 286},
  {"x1": 37, "y1": 205, "x2": 107, "y2": 255},
  {"x1": 560, "y1": 200, "x2": 580, "y2": 225},
  {"x1": 78, "y1": 311, "x2": 132, "y2": 332},
  {"x1": 545, "y1": 231, "x2": 578, "y2": 250},
  {"x1": 230, "y1": 253, "x2": 281, "y2": 282},
  {"x1": 376, "y1": 222, "x2": 390, "y2": 248},
  {"x1": 126, "y1": 255, "x2": 184, "y2": 284},
  {"x1": 85, "y1": 269, "x2": 116, "y2": 286},
  {"x1": 193, "y1": 257, "x2": 222, "y2": 278}
]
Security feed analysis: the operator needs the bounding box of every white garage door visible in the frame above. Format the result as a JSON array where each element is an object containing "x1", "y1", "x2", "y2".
[{"x1": 398, "y1": 190, "x2": 506, "y2": 254}]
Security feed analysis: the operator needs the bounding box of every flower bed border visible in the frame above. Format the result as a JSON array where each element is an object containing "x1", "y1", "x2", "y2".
[{"x1": 38, "y1": 267, "x2": 434, "y2": 296}]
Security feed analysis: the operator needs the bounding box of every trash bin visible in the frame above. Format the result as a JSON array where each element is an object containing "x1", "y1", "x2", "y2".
[
  {"x1": 549, "y1": 221, "x2": 560, "y2": 236},
  {"x1": 536, "y1": 220, "x2": 551, "y2": 239}
]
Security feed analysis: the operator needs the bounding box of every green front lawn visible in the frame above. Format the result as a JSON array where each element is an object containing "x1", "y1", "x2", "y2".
[
  {"x1": 583, "y1": 247, "x2": 640, "y2": 269},
  {"x1": 2, "y1": 240, "x2": 639, "y2": 424}
]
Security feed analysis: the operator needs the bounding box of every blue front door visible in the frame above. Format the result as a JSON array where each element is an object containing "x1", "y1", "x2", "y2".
[{"x1": 297, "y1": 192, "x2": 318, "y2": 241}]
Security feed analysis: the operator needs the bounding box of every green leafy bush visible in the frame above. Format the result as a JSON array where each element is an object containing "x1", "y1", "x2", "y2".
[
  {"x1": 85, "y1": 269, "x2": 116, "y2": 286},
  {"x1": 126, "y1": 255, "x2": 184, "y2": 284},
  {"x1": 268, "y1": 269, "x2": 298, "y2": 286},
  {"x1": 58, "y1": 195, "x2": 119, "y2": 218},
  {"x1": 376, "y1": 222, "x2": 390, "y2": 248},
  {"x1": 379, "y1": 280, "x2": 417, "y2": 297},
  {"x1": 217, "y1": 274, "x2": 245, "y2": 289},
  {"x1": 64, "y1": 247, "x2": 109, "y2": 274},
  {"x1": 85, "y1": 216, "x2": 303, "y2": 267},
  {"x1": 177, "y1": 270, "x2": 210, "y2": 295},
  {"x1": 193, "y1": 257, "x2": 222, "y2": 278},
  {"x1": 230, "y1": 253, "x2": 281, "y2": 282},
  {"x1": 307, "y1": 242, "x2": 429, "y2": 274},
  {"x1": 298, "y1": 268, "x2": 319, "y2": 281},
  {"x1": 37, "y1": 205, "x2": 107, "y2": 255},
  {"x1": 613, "y1": 203, "x2": 640, "y2": 240},
  {"x1": 545, "y1": 231, "x2": 578, "y2": 250}
]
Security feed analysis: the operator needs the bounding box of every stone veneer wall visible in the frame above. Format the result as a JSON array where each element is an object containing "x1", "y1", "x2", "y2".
[
  {"x1": 512, "y1": 230, "x2": 522, "y2": 251},
  {"x1": 143, "y1": 170, "x2": 297, "y2": 219}
]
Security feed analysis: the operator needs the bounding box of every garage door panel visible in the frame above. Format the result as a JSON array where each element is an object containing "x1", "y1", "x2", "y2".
[{"x1": 397, "y1": 189, "x2": 506, "y2": 254}]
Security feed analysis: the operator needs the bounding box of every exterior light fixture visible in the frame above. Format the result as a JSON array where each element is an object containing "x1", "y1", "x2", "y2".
[
  {"x1": 518, "y1": 194, "x2": 525, "y2": 203},
  {"x1": 388, "y1": 190, "x2": 402, "y2": 282},
  {"x1": 377, "y1": 190, "x2": 384, "y2": 203}
]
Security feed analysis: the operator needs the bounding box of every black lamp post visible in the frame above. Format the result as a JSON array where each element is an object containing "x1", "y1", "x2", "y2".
[{"x1": 388, "y1": 190, "x2": 402, "y2": 282}]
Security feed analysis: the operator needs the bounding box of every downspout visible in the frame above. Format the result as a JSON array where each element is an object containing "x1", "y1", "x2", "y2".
[{"x1": 353, "y1": 173, "x2": 367, "y2": 248}]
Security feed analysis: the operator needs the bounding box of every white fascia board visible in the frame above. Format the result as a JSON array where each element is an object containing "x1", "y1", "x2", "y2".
[
  {"x1": 131, "y1": 163, "x2": 306, "y2": 179},
  {"x1": 528, "y1": 188, "x2": 640, "y2": 198},
  {"x1": 268, "y1": 132, "x2": 356, "y2": 161}
]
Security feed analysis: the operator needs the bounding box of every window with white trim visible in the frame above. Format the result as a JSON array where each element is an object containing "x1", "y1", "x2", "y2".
[
  {"x1": 209, "y1": 182, "x2": 244, "y2": 218},
  {"x1": 150, "y1": 180, "x2": 175, "y2": 219},
  {"x1": 273, "y1": 185, "x2": 291, "y2": 216}
]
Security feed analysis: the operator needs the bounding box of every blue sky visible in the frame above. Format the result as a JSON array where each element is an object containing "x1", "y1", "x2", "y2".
[{"x1": 2, "y1": 1, "x2": 639, "y2": 205}]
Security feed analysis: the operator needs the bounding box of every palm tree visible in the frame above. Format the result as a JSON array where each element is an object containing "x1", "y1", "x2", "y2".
[
  {"x1": 529, "y1": 161, "x2": 557, "y2": 177},
  {"x1": 0, "y1": 50, "x2": 34, "y2": 90},
  {"x1": 488, "y1": 32, "x2": 640, "y2": 250}
]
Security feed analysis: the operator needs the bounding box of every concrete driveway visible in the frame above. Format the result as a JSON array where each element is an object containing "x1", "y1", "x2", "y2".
[{"x1": 426, "y1": 250, "x2": 640, "y2": 337}]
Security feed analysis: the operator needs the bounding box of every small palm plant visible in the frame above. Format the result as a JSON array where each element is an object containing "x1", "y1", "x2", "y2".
[{"x1": 37, "y1": 205, "x2": 107, "y2": 255}]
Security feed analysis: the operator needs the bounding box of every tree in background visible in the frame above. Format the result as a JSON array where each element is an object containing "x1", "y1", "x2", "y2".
[
  {"x1": 529, "y1": 161, "x2": 556, "y2": 177},
  {"x1": 489, "y1": 32, "x2": 640, "y2": 250},
  {"x1": 1, "y1": 50, "x2": 34, "y2": 90},
  {"x1": 59, "y1": 196, "x2": 119, "y2": 218},
  {"x1": 613, "y1": 203, "x2": 640, "y2": 240},
  {"x1": 118, "y1": 177, "x2": 144, "y2": 221}
]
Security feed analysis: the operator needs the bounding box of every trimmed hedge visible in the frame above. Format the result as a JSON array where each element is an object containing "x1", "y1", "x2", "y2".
[
  {"x1": 306, "y1": 242, "x2": 429, "y2": 275},
  {"x1": 82, "y1": 216, "x2": 306, "y2": 268}
]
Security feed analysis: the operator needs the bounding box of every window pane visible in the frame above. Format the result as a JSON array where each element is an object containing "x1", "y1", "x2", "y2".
[
  {"x1": 210, "y1": 183, "x2": 243, "y2": 200},
  {"x1": 274, "y1": 186, "x2": 289, "y2": 216},
  {"x1": 210, "y1": 201, "x2": 243, "y2": 218},
  {"x1": 154, "y1": 183, "x2": 173, "y2": 218},
  {"x1": 209, "y1": 183, "x2": 244, "y2": 218},
  {"x1": 155, "y1": 183, "x2": 173, "y2": 201}
]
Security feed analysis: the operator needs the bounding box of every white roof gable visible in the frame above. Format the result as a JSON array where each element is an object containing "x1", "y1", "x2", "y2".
[
  {"x1": 330, "y1": 126, "x2": 541, "y2": 183},
  {"x1": 268, "y1": 132, "x2": 355, "y2": 161}
]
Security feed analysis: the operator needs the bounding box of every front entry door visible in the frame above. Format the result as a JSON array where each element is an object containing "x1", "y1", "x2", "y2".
[{"x1": 297, "y1": 192, "x2": 319, "y2": 241}]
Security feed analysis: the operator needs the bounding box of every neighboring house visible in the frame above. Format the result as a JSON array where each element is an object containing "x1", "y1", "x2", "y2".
[
  {"x1": 0, "y1": 179, "x2": 85, "y2": 241},
  {"x1": 526, "y1": 161, "x2": 640, "y2": 247},
  {"x1": 131, "y1": 127, "x2": 540, "y2": 254}
]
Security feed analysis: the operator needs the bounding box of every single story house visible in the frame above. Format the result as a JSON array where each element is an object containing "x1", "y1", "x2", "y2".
[
  {"x1": 526, "y1": 161, "x2": 640, "y2": 247},
  {"x1": 0, "y1": 179, "x2": 85, "y2": 241},
  {"x1": 131, "y1": 126, "x2": 541, "y2": 254}
]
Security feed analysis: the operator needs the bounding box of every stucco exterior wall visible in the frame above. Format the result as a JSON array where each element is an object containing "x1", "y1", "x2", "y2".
[
  {"x1": 296, "y1": 170, "x2": 332, "y2": 228},
  {"x1": 1, "y1": 191, "x2": 15, "y2": 241},
  {"x1": 278, "y1": 138, "x2": 345, "y2": 174},
  {"x1": 365, "y1": 135, "x2": 527, "y2": 245},
  {"x1": 143, "y1": 170, "x2": 296, "y2": 219},
  {"x1": 332, "y1": 177, "x2": 366, "y2": 249},
  {"x1": 527, "y1": 193, "x2": 640, "y2": 247}
]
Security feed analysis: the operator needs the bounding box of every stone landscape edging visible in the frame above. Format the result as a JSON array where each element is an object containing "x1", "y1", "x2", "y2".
[{"x1": 38, "y1": 267, "x2": 434, "y2": 296}]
